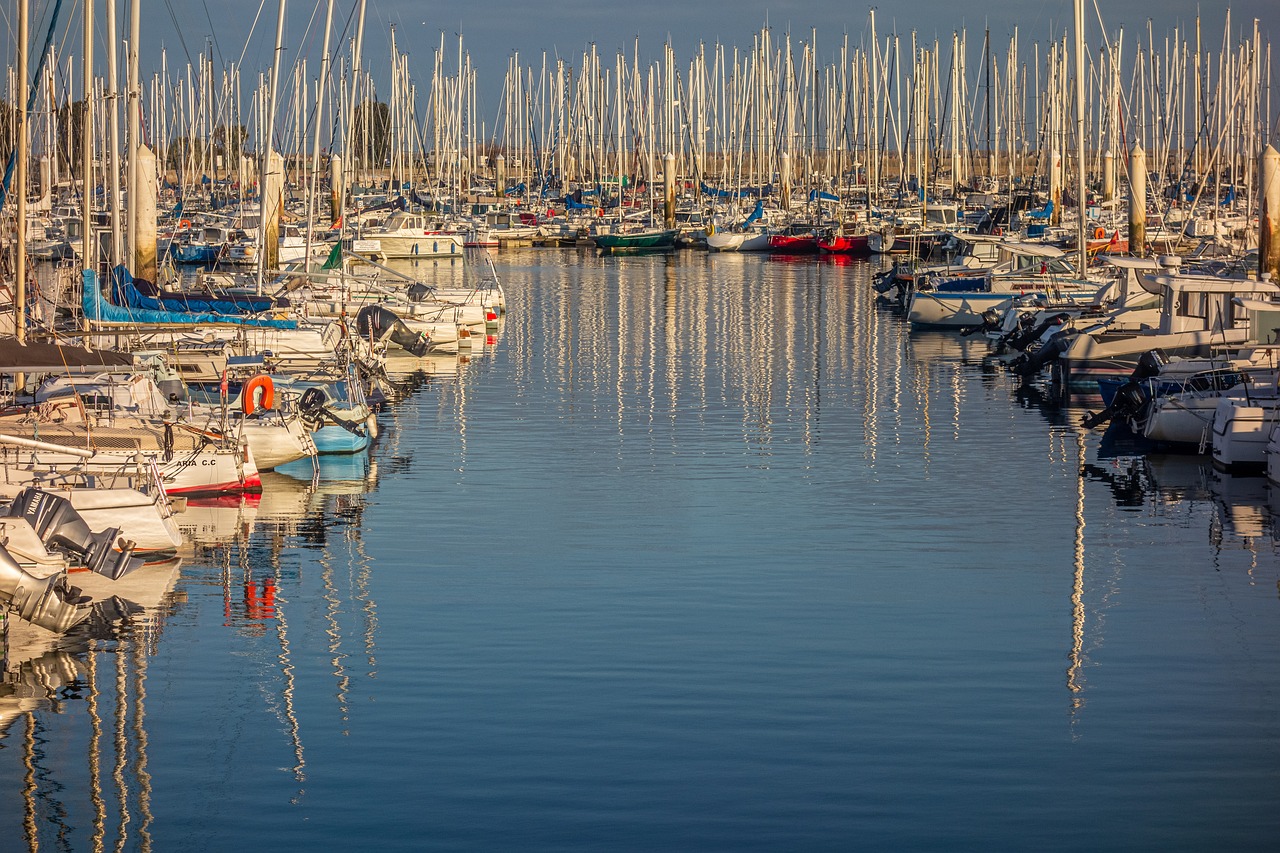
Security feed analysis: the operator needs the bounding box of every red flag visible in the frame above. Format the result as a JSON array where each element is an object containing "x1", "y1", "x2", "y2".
[{"x1": 220, "y1": 369, "x2": 229, "y2": 399}]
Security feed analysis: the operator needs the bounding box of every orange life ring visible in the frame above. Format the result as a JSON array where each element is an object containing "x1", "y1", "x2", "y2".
[
  {"x1": 242, "y1": 375, "x2": 275, "y2": 415},
  {"x1": 179, "y1": 218, "x2": 192, "y2": 229},
  {"x1": 993, "y1": 226, "x2": 1003, "y2": 236},
  {"x1": 1094, "y1": 227, "x2": 1106, "y2": 240}
]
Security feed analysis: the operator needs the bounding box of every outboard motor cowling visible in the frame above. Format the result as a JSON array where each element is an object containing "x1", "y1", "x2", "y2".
[
  {"x1": 354, "y1": 304, "x2": 432, "y2": 357},
  {"x1": 1015, "y1": 329, "x2": 1077, "y2": 378},
  {"x1": 6, "y1": 488, "x2": 143, "y2": 580},
  {"x1": 1133, "y1": 349, "x2": 1169, "y2": 381},
  {"x1": 0, "y1": 543, "x2": 91, "y2": 633}
]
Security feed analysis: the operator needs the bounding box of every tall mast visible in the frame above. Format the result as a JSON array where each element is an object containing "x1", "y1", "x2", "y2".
[
  {"x1": 126, "y1": 0, "x2": 140, "y2": 273},
  {"x1": 106, "y1": 0, "x2": 121, "y2": 267},
  {"x1": 81, "y1": 0, "x2": 94, "y2": 281},
  {"x1": 1074, "y1": 0, "x2": 1087, "y2": 275},
  {"x1": 305, "y1": 0, "x2": 336, "y2": 262},
  {"x1": 16, "y1": 0, "x2": 28, "y2": 344}
]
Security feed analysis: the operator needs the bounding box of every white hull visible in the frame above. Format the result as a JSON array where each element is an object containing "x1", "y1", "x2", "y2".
[
  {"x1": 1137, "y1": 395, "x2": 1218, "y2": 446},
  {"x1": 350, "y1": 233, "x2": 465, "y2": 259},
  {"x1": 1211, "y1": 397, "x2": 1280, "y2": 472},
  {"x1": 71, "y1": 489, "x2": 185, "y2": 554},
  {"x1": 706, "y1": 232, "x2": 746, "y2": 252},
  {"x1": 0, "y1": 480, "x2": 183, "y2": 555},
  {"x1": 1268, "y1": 424, "x2": 1280, "y2": 485},
  {"x1": 906, "y1": 291, "x2": 1018, "y2": 327}
]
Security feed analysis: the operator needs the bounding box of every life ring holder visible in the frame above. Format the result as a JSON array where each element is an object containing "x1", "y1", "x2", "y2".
[{"x1": 242, "y1": 375, "x2": 275, "y2": 415}]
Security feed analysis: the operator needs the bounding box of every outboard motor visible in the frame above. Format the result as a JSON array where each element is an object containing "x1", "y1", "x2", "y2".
[
  {"x1": 298, "y1": 387, "x2": 369, "y2": 439},
  {"x1": 960, "y1": 308, "x2": 1005, "y2": 338},
  {"x1": 872, "y1": 267, "x2": 900, "y2": 295},
  {"x1": 354, "y1": 304, "x2": 432, "y2": 357},
  {"x1": 1132, "y1": 348, "x2": 1169, "y2": 381},
  {"x1": 1014, "y1": 328, "x2": 1078, "y2": 378},
  {"x1": 406, "y1": 283, "x2": 433, "y2": 304},
  {"x1": 0, "y1": 545, "x2": 91, "y2": 633},
  {"x1": 1080, "y1": 348, "x2": 1168, "y2": 429},
  {"x1": 1004, "y1": 312, "x2": 1072, "y2": 354},
  {"x1": 6, "y1": 488, "x2": 142, "y2": 581}
]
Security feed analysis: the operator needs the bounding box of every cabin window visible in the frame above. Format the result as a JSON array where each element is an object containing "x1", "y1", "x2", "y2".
[{"x1": 1178, "y1": 291, "x2": 1208, "y2": 319}]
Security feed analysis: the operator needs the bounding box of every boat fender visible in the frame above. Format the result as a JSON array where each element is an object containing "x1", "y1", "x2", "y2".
[{"x1": 242, "y1": 375, "x2": 275, "y2": 415}]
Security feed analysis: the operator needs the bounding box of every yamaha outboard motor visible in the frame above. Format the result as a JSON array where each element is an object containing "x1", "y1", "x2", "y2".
[
  {"x1": 0, "y1": 545, "x2": 92, "y2": 633},
  {"x1": 406, "y1": 283, "x2": 433, "y2": 304},
  {"x1": 354, "y1": 304, "x2": 432, "y2": 357},
  {"x1": 6, "y1": 488, "x2": 142, "y2": 581}
]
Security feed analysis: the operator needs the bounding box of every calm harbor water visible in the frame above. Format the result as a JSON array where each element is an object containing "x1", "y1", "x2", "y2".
[{"x1": 3, "y1": 250, "x2": 1280, "y2": 850}]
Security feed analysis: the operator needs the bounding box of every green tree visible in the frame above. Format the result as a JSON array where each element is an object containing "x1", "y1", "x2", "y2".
[{"x1": 351, "y1": 100, "x2": 390, "y2": 167}]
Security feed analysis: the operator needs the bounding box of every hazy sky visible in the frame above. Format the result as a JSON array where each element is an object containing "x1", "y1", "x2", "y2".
[{"x1": 9, "y1": 0, "x2": 1279, "y2": 117}]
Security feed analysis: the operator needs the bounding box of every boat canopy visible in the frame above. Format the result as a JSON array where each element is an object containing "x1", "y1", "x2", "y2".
[{"x1": 83, "y1": 268, "x2": 298, "y2": 329}]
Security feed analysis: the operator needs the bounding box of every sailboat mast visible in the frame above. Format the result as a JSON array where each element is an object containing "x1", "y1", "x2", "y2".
[
  {"x1": 16, "y1": 0, "x2": 28, "y2": 344},
  {"x1": 1074, "y1": 0, "x2": 1088, "y2": 276},
  {"x1": 306, "y1": 0, "x2": 336, "y2": 262},
  {"x1": 106, "y1": 0, "x2": 121, "y2": 267},
  {"x1": 82, "y1": 0, "x2": 94, "y2": 284}
]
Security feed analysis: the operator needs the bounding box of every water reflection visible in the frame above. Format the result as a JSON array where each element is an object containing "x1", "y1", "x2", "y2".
[
  {"x1": 2, "y1": 557, "x2": 182, "y2": 853},
  {"x1": 1, "y1": 445, "x2": 384, "y2": 848},
  {"x1": 6, "y1": 251, "x2": 1280, "y2": 848}
]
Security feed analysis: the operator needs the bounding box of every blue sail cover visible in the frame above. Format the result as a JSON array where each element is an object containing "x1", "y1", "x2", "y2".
[
  {"x1": 83, "y1": 269, "x2": 297, "y2": 328},
  {"x1": 702, "y1": 183, "x2": 774, "y2": 199},
  {"x1": 114, "y1": 267, "x2": 277, "y2": 315},
  {"x1": 741, "y1": 200, "x2": 765, "y2": 226},
  {"x1": 808, "y1": 189, "x2": 840, "y2": 202}
]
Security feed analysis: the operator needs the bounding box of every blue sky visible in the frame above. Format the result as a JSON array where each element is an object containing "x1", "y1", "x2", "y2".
[{"x1": 7, "y1": 0, "x2": 1279, "y2": 119}]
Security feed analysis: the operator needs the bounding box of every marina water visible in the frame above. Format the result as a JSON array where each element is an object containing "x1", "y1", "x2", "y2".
[{"x1": 3, "y1": 251, "x2": 1279, "y2": 850}]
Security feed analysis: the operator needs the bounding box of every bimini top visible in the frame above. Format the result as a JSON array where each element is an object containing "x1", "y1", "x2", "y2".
[{"x1": 0, "y1": 336, "x2": 132, "y2": 373}]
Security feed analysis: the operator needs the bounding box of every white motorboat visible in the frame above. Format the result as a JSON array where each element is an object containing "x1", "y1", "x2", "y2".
[
  {"x1": 346, "y1": 211, "x2": 465, "y2": 259},
  {"x1": 1211, "y1": 396, "x2": 1280, "y2": 473}
]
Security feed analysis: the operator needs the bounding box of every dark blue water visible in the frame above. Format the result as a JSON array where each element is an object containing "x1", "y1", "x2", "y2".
[{"x1": 3, "y1": 251, "x2": 1280, "y2": 851}]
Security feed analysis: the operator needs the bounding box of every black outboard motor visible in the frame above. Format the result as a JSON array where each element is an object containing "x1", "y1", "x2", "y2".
[
  {"x1": 1080, "y1": 349, "x2": 1168, "y2": 429},
  {"x1": 1004, "y1": 312, "x2": 1072, "y2": 354},
  {"x1": 960, "y1": 308, "x2": 1005, "y2": 338},
  {"x1": 6, "y1": 488, "x2": 142, "y2": 581},
  {"x1": 298, "y1": 387, "x2": 370, "y2": 438},
  {"x1": 1014, "y1": 328, "x2": 1078, "y2": 378},
  {"x1": 872, "y1": 267, "x2": 900, "y2": 294},
  {"x1": 406, "y1": 283, "x2": 433, "y2": 303},
  {"x1": 354, "y1": 304, "x2": 432, "y2": 357},
  {"x1": 1132, "y1": 348, "x2": 1169, "y2": 381}
]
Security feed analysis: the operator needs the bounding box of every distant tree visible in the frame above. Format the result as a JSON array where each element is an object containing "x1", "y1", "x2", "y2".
[
  {"x1": 213, "y1": 124, "x2": 248, "y2": 163},
  {"x1": 351, "y1": 100, "x2": 390, "y2": 167}
]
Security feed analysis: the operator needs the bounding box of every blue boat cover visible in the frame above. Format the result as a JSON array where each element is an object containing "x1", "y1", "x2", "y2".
[{"x1": 83, "y1": 268, "x2": 298, "y2": 328}]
